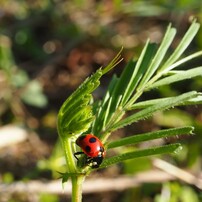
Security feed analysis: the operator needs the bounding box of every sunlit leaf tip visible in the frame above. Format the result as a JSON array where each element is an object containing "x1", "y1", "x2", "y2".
[{"x1": 102, "y1": 47, "x2": 123, "y2": 75}]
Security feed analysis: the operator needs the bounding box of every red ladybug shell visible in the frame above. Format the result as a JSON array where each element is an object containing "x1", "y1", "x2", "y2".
[{"x1": 76, "y1": 134, "x2": 105, "y2": 158}]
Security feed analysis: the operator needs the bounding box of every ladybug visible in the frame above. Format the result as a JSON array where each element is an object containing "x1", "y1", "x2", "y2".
[{"x1": 74, "y1": 134, "x2": 105, "y2": 168}]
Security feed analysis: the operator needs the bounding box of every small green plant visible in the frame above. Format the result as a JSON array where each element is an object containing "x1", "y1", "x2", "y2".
[{"x1": 57, "y1": 20, "x2": 202, "y2": 202}]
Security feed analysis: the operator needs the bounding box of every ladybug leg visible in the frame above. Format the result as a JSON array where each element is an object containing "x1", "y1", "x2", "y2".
[{"x1": 74, "y1": 152, "x2": 84, "y2": 160}]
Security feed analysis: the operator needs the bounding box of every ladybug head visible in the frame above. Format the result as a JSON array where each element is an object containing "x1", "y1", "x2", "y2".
[{"x1": 90, "y1": 156, "x2": 104, "y2": 168}]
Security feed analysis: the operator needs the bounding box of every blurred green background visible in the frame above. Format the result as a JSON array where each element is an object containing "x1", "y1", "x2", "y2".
[{"x1": 0, "y1": 0, "x2": 201, "y2": 202}]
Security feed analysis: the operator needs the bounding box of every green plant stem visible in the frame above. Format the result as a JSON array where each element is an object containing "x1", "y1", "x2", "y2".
[
  {"x1": 62, "y1": 138, "x2": 76, "y2": 173},
  {"x1": 62, "y1": 138, "x2": 86, "y2": 202},
  {"x1": 71, "y1": 175, "x2": 85, "y2": 202},
  {"x1": 125, "y1": 89, "x2": 144, "y2": 109}
]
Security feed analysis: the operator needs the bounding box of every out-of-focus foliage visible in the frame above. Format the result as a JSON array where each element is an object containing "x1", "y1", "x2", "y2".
[
  {"x1": 155, "y1": 182, "x2": 200, "y2": 202},
  {"x1": 0, "y1": 35, "x2": 47, "y2": 122}
]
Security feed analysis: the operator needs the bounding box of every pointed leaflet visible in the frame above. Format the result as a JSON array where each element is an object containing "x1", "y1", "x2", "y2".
[
  {"x1": 137, "y1": 24, "x2": 176, "y2": 91},
  {"x1": 107, "y1": 126, "x2": 194, "y2": 149},
  {"x1": 121, "y1": 41, "x2": 157, "y2": 106},
  {"x1": 91, "y1": 75, "x2": 119, "y2": 135},
  {"x1": 129, "y1": 93, "x2": 202, "y2": 110},
  {"x1": 146, "y1": 21, "x2": 201, "y2": 86},
  {"x1": 101, "y1": 144, "x2": 181, "y2": 168},
  {"x1": 110, "y1": 91, "x2": 198, "y2": 132},
  {"x1": 159, "y1": 21, "x2": 200, "y2": 74},
  {"x1": 95, "y1": 42, "x2": 157, "y2": 132},
  {"x1": 158, "y1": 51, "x2": 202, "y2": 74},
  {"x1": 147, "y1": 66, "x2": 202, "y2": 90}
]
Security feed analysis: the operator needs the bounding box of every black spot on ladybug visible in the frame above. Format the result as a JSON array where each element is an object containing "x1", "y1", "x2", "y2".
[
  {"x1": 76, "y1": 135, "x2": 86, "y2": 145},
  {"x1": 89, "y1": 137, "x2": 97, "y2": 143},
  {"x1": 85, "y1": 145, "x2": 91, "y2": 152}
]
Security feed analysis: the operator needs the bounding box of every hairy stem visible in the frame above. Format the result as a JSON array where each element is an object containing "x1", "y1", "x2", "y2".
[{"x1": 71, "y1": 175, "x2": 85, "y2": 202}]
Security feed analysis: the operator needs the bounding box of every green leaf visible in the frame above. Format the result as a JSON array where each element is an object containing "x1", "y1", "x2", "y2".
[
  {"x1": 101, "y1": 143, "x2": 182, "y2": 168},
  {"x1": 121, "y1": 41, "x2": 157, "y2": 106},
  {"x1": 63, "y1": 106, "x2": 94, "y2": 134},
  {"x1": 59, "y1": 69, "x2": 102, "y2": 117},
  {"x1": 57, "y1": 49, "x2": 123, "y2": 138},
  {"x1": 107, "y1": 126, "x2": 194, "y2": 149},
  {"x1": 147, "y1": 66, "x2": 202, "y2": 90},
  {"x1": 57, "y1": 69, "x2": 102, "y2": 137},
  {"x1": 185, "y1": 94, "x2": 202, "y2": 105},
  {"x1": 57, "y1": 171, "x2": 70, "y2": 184},
  {"x1": 92, "y1": 75, "x2": 120, "y2": 134},
  {"x1": 137, "y1": 24, "x2": 176, "y2": 91},
  {"x1": 111, "y1": 91, "x2": 198, "y2": 132},
  {"x1": 130, "y1": 92, "x2": 202, "y2": 110},
  {"x1": 159, "y1": 51, "x2": 202, "y2": 72},
  {"x1": 102, "y1": 47, "x2": 123, "y2": 74},
  {"x1": 159, "y1": 20, "x2": 200, "y2": 74},
  {"x1": 92, "y1": 43, "x2": 157, "y2": 135},
  {"x1": 130, "y1": 97, "x2": 175, "y2": 110},
  {"x1": 146, "y1": 21, "x2": 201, "y2": 87},
  {"x1": 60, "y1": 95, "x2": 92, "y2": 128}
]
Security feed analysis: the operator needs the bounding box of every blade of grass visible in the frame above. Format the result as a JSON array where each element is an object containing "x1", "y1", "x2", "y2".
[
  {"x1": 101, "y1": 143, "x2": 181, "y2": 168},
  {"x1": 107, "y1": 126, "x2": 194, "y2": 149}
]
